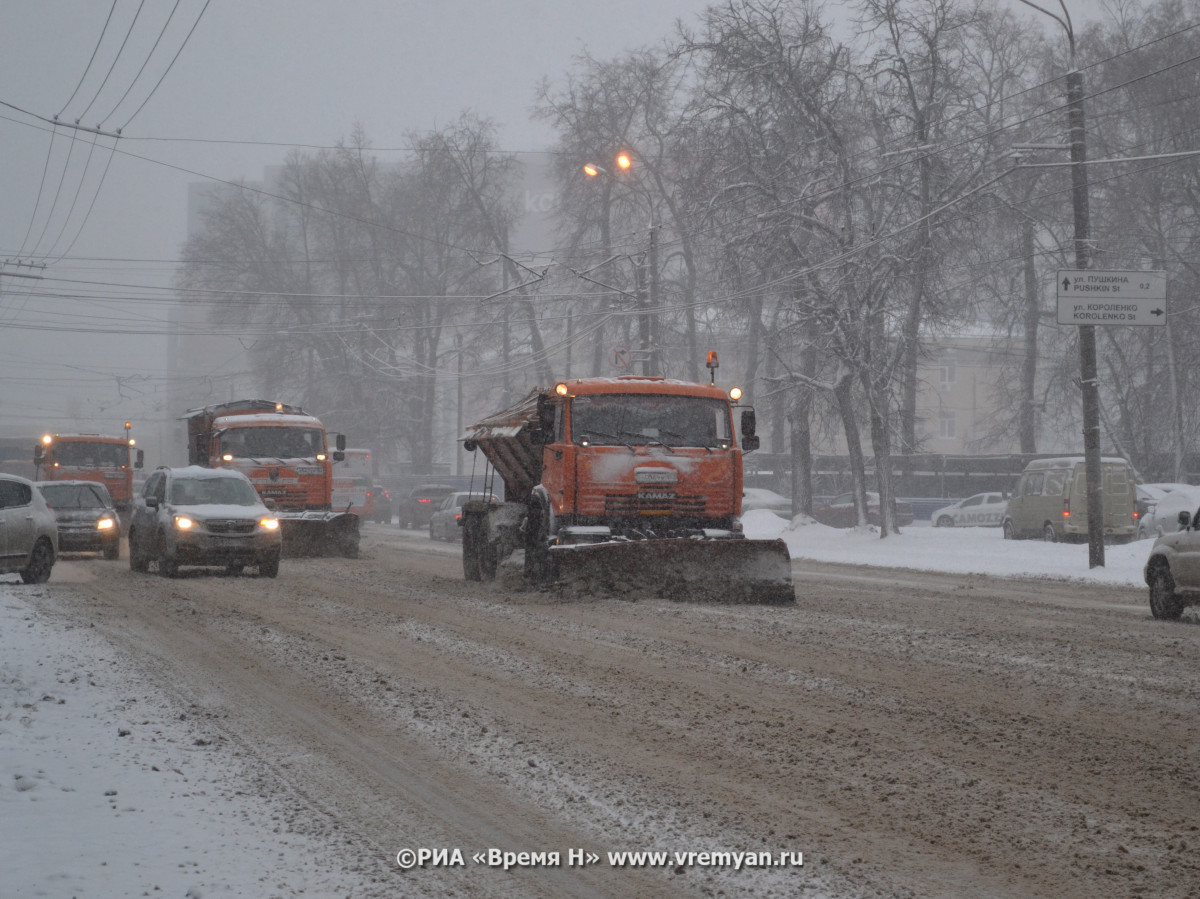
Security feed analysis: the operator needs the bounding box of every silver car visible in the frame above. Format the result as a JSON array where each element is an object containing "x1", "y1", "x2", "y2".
[
  {"x1": 128, "y1": 466, "x2": 281, "y2": 577},
  {"x1": 0, "y1": 473, "x2": 59, "y2": 583},
  {"x1": 429, "y1": 491, "x2": 500, "y2": 541},
  {"x1": 1144, "y1": 502, "x2": 1200, "y2": 620}
]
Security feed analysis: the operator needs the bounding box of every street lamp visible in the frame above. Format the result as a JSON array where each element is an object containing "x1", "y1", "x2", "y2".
[
  {"x1": 583, "y1": 156, "x2": 659, "y2": 376},
  {"x1": 1018, "y1": 0, "x2": 1104, "y2": 568}
]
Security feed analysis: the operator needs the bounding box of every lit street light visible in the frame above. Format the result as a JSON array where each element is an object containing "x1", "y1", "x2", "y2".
[{"x1": 582, "y1": 155, "x2": 659, "y2": 376}]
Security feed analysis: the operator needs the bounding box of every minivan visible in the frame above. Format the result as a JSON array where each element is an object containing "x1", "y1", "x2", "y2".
[{"x1": 1002, "y1": 456, "x2": 1137, "y2": 543}]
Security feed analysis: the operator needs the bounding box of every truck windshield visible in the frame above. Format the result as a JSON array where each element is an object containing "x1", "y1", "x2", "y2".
[
  {"x1": 570, "y1": 395, "x2": 731, "y2": 449},
  {"x1": 50, "y1": 441, "x2": 129, "y2": 468},
  {"x1": 218, "y1": 426, "x2": 325, "y2": 459}
]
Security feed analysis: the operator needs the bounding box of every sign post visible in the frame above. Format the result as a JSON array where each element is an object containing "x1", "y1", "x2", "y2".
[{"x1": 1056, "y1": 270, "x2": 1166, "y2": 326}]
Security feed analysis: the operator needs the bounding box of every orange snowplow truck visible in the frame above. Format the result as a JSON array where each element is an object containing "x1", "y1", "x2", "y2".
[
  {"x1": 184, "y1": 400, "x2": 359, "y2": 557},
  {"x1": 35, "y1": 432, "x2": 144, "y2": 514},
  {"x1": 460, "y1": 364, "x2": 794, "y2": 603}
]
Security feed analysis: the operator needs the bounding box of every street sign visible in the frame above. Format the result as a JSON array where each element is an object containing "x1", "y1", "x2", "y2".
[
  {"x1": 610, "y1": 345, "x2": 631, "y2": 370},
  {"x1": 1056, "y1": 269, "x2": 1166, "y2": 326}
]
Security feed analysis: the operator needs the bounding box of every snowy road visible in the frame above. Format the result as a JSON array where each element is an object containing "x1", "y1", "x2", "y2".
[{"x1": 3, "y1": 520, "x2": 1198, "y2": 898}]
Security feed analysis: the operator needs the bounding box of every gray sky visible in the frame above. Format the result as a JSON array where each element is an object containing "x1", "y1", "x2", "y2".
[
  {"x1": 0, "y1": 0, "x2": 719, "y2": 446},
  {"x1": 0, "y1": 0, "x2": 1098, "y2": 452}
]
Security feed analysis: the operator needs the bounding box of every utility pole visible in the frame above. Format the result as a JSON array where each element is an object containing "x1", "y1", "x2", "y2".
[
  {"x1": 1067, "y1": 67, "x2": 1104, "y2": 568},
  {"x1": 1019, "y1": 0, "x2": 1103, "y2": 566}
]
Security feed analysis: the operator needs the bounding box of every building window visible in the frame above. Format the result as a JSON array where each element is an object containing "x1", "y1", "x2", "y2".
[
  {"x1": 939, "y1": 410, "x2": 957, "y2": 439},
  {"x1": 940, "y1": 360, "x2": 956, "y2": 386}
]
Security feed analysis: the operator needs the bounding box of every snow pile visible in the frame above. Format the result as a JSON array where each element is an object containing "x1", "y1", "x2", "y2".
[{"x1": 740, "y1": 508, "x2": 1149, "y2": 587}]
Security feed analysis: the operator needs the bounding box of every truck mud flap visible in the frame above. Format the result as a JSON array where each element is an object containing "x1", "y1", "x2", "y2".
[
  {"x1": 279, "y1": 511, "x2": 360, "y2": 558},
  {"x1": 547, "y1": 538, "x2": 794, "y2": 604}
]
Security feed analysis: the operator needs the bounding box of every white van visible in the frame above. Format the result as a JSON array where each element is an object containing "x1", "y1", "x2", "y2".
[{"x1": 1002, "y1": 456, "x2": 1137, "y2": 543}]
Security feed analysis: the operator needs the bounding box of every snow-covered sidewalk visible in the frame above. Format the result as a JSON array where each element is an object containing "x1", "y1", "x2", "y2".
[
  {"x1": 743, "y1": 509, "x2": 1150, "y2": 588},
  {"x1": 0, "y1": 582, "x2": 375, "y2": 898}
]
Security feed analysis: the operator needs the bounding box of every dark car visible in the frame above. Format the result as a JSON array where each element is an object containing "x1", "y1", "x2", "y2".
[
  {"x1": 37, "y1": 480, "x2": 120, "y2": 559},
  {"x1": 370, "y1": 484, "x2": 393, "y2": 523},
  {"x1": 811, "y1": 491, "x2": 915, "y2": 528},
  {"x1": 429, "y1": 491, "x2": 500, "y2": 541},
  {"x1": 398, "y1": 483, "x2": 456, "y2": 528},
  {"x1": 127, "y1": 466, "x2": 281, "y2": 578}
]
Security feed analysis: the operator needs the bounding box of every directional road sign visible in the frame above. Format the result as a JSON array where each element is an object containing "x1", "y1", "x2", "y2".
[{"x1": 1056, "y1": 269, "x2": 1166, "y2": 326}]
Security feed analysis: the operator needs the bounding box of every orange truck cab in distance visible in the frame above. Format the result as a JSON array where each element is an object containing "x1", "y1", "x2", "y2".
[
  {"x1": 186, "y1": 402, "x2": 339, "y2": 513},
  {"x1": 539, "y1": 375, "x2": 754, "y2": 535},
  {"x1": 35, "y1": 432, "x2": 144, "y2": 513},
  {"x1": 184, "y1": 400, "x2": 359, "y2": 557}
]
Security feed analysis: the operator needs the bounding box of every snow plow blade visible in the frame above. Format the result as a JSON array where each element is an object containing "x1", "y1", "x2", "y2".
[
  {"x1": 548, "y1": 538, "x2": 794, "y2": 604},
  {"x1": 278, "y1": 511, "x2": 360, "y2": 558}
]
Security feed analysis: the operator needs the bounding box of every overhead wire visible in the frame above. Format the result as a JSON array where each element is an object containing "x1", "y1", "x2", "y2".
[{"x1": 98, "y1": 0, "x2": 183, "y2": 129}]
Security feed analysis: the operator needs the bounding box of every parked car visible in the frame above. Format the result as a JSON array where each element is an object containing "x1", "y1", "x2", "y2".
[
  {"x1": 810, "y1": 491, "x2": 915, "y2": 528},
  {"x1": 128, "y1": 466, "x2": 281, "y2": 578},
  {"x1": 429, "y1": 491, "x2": 500, "y2": 541},
  {"x1": 37, "y1": 480, "x2": 120, "y2": 559},
  {"x1": 370, "y1": 484, "x2": 393, "y2": 523},
  {"x1": 398, "y1": 483, "x2": 457, "y2": 529},
  {"x1": 0, "y1": 473, "x2": 58, "y2": 583},
  {"x1": 930, "y1": 492, "x2": 1006, "y2": 528},
  {"x1": 1136, "y1": 483, "x2": 1200, "y2": 540},
  {"x1": 741, "y1": 487, "x2": 793, "y2": 518},
  {"x1": 1144, "y1": 500, "x2": 1200, "y2": 619},
  {"x1": 1002, "y1": 456, "x2": 1137, "y2": 543}
]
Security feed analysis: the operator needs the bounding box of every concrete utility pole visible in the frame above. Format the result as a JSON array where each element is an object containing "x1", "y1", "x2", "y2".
[
  {"x1": 1066, "y1": 67, "x2": 1105, "y2": 568},
  {"x1": 1019, "y1": 0, "x2": 1104, "y2": 567}
]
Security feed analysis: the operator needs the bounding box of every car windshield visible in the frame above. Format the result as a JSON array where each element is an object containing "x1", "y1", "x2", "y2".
[
  {"x1": 170, "y1": 476, "x2": 260, "y2": 506},
  {"x1": 49, "y1": 440, "x2": 128, "y2": 468},
  {"x1": 217, "y1": 426, "x2": 325, "y2": 459},
  {"x1": 40, "y1": 483, "x2": 109, "y2": 509},
  {"x1": 570, "y1": 394, "x2": 731, "y2": 449}
]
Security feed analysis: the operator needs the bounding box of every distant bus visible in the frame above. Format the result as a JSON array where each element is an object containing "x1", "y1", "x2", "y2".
[{"x1": 331, "y1": 448, "x2": 374, "y2": 518}]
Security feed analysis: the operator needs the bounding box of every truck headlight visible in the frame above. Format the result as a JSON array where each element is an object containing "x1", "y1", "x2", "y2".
[
  {"x1": 260, "y1": 518, "x2": 279, "y2": 531},
  {"x1": 174, "y1": 516, "x2": 194, "y2": 530},
  {"x1": 96, "y1": 517, "x2": 116, "y2": 530}
]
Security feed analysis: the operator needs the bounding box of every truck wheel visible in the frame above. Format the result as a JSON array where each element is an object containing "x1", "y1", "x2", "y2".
[
  {"x1": 1042, "y1": 523, "x2": 1058, "y2": 543},
  {"x1": 259, "y1": 557, "x2": 280, "y2": 578},
  {"x1": 1148, "y1": 563, "x2": 1184, "y2": 620},
  {"x1": 103, "y1": 539, "x2": 120, "y2": 561},
  {"x1": 129, "y1": 529, "x2": 149, "y2": 572},
  {"x1": 1002, "y1": 520, "x2": 1016, "y2": 540},
  {"x1": 525, "y1": 503, "x2": 554, "y2": 585},
  {"x1": 462, "y1": 511, "x2": 497, "y2": 582}
]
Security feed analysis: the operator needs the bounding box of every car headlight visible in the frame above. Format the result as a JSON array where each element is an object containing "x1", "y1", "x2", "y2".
[
  {"x1": 260, "y1": 517, "x2": 279, "y2": 531},
  {"x1": 96, "y1": 517, "x2": 116, "y2": 530},
  {"x1": 174, "y1": 516, "x2": 194, "y2": 530}
]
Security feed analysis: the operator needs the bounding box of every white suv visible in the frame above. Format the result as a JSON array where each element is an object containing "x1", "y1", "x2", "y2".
[{"x1": 0, "y1": 473, "x2": 59, "y2": 583}]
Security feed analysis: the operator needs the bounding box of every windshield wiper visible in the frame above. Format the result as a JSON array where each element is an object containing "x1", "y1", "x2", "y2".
[
  {"x1": 577, "y1": 429, "x2": 635, "y2": 452},
  {"x1": 622, "y1": 430, "x2": 675, "y2": 452}
]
